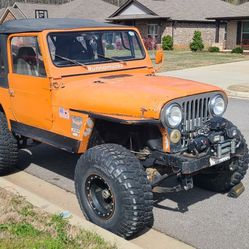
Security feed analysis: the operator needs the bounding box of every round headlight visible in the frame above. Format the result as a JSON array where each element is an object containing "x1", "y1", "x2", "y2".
[
  {"x1": 162, "y1": 104, "x2": 183, "y2": 128},
  {"x1": 210, "y1": 95, "x2": 226, "y2": 116}
]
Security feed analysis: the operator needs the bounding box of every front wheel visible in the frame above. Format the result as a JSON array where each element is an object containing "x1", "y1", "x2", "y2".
[
  {"x1": 194, "y1": 121, "x2": 249, "y2": 192},
  {"x1": 0, "y1": 112, "x2": 19, "y2": 175},
  {"x1": 74, "y1": 144, "x2": 153, "y2": 239}
]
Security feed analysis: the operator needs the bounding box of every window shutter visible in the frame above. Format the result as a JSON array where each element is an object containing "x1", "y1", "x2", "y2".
[
  {"x1": 215, "y1": 21, "x2": 220, "y2": 43},
  {"x1": 236, "y1": 21, "x2": 242, "y2": 45}
]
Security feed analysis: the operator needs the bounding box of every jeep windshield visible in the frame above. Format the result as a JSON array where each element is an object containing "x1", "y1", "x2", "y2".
[{"x1": 48, "y1": 30, "x2": 145, "y2": 67}]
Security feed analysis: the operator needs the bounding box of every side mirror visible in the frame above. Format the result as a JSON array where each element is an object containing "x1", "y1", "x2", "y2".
[{"x1": 155, "y1": 49, "x2": 164, "y2": 64}]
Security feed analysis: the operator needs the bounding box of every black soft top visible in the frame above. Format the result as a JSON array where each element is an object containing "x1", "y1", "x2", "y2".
[{"x1": 0, "y1": 18, "x2": 121, "y2": 34}]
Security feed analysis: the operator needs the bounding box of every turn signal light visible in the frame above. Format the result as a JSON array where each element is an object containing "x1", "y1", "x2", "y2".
[{"x1": 170, "y1": 129, "x2": 181, "y2": 144}]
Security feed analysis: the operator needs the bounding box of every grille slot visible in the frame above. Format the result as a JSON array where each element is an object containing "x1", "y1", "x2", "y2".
[{"x1": 181, "y1": 96, "x2": 211, "y2": 132}]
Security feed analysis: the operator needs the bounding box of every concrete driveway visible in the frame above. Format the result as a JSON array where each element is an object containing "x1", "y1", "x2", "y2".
[{"x1": 159, "y1": 60, "x2": 249, "y2": 98}]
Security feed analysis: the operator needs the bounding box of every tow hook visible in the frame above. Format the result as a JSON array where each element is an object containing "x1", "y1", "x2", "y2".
[{"x1": 182, "y1": 175, "x2": 194, "y2": 191}]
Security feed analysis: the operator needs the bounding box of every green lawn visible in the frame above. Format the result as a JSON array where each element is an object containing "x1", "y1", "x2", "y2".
[
  {"x1": 149, "y1": 50, "x2": 249, "y2": 72},
  {"x1": 0, "y1": 188, "x2": 116, "y2": 249}
]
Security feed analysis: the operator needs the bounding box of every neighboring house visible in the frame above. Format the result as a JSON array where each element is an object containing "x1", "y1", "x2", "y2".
[
  {"x1": 208, "y1": 2, "x2": 249, "y2": 49},
  {"x1": 0, "y1": 0, "x2": 117, "y2": 23},
  {"x1": 108, "y1": 0, "x2": 242, "y2": 49},
  {"x1": 0, "y1": 0, "x2": 248, "y2": 50}
]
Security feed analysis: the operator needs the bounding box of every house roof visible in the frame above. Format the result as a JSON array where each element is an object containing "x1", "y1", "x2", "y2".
[
  {"x1": 8, "y1": 6, "x2": 26, "y2": 19},
  {"x1": 59, "y1": 0, "x2": 117, "y2": 22},
  {"x1": 8, "y1": 0, "x2": 117, "y2": 22},
  {"x1": 1, "y1": 0, "x2": 247, "y2": 24},
  {"x1": 207, "y1": 1, "x2": 249, "y2": 20},
  {"x1": 13, "y1": 2, "x2": 59, "y2": 18},
  {"x1": 109, "y1": 0, "x2": 242, "y2": 22},
  {"x1": 0, "y1": 8, "x2": 5, "y2": 17},
  {"x1": 0, "y1": 6, "x2": 26, "y2": 23},
  {"x1": 0, "y1": 18, "x2": 119, "y2": 34}
]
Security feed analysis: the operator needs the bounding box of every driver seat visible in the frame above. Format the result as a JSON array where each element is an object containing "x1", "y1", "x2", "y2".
[{"x1": 16, "y1": 47, "x2": 38, "y2": 76}]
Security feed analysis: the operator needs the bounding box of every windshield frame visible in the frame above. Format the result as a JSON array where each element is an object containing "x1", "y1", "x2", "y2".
[{"x1": 47, "y1": 29, "x2": 146, "y2": 68}]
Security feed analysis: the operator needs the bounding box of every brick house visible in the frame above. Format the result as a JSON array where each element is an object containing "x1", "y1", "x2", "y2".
[
  {"x1": 208, "y1": 2, "x2": 249, "y2": 49},
  {"x1": 108, "y1": 0, "x2": 243, "y2": 49}
]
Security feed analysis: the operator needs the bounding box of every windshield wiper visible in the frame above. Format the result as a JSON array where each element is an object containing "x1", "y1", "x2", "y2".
[
  {"x1": 54, "y1": 54, "x2": 88, "y2": 69},
  {"x1": 97, "y1": 54, "x2": 127, "y2": 65}
]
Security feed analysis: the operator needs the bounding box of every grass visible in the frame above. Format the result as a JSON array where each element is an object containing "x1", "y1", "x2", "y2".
[
  {"x1": 149, "y1": 50, "x2": 249, "y2": 72},
  {"x1": 0, "y1": 188, "x2": 116, "y2": 249}
]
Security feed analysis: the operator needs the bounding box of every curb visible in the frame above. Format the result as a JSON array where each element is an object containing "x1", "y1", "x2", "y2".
[
  {"x1": 1, "y1": 171, "x2": 195, "y2": 249},
  {"x1": 225, "y1": 89, "x2": 249, "y2": 100},
  {"x1": 0, "y1": 176, "x2": 143, "y2": 249}
]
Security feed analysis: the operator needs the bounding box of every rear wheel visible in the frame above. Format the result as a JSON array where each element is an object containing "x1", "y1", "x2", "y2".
[
  {"x1": 194, "y1": 122, "x2": 249, "y2": 192},
  {"x1": 74, "y1": 143, "x2": 153, "y2": 239},
  {"x1": 0, "y1": 112, "x2": 19, "y2": 174}
]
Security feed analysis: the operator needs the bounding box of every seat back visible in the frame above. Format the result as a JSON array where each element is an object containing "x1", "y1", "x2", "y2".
[{"x1": 16, "y1": 47, "x2": 38, "y2": 76}]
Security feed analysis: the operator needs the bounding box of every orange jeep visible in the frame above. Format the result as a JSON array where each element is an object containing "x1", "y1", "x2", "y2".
[{"x1": 0, "y1": 18, "x2": 248, "y2": 239}]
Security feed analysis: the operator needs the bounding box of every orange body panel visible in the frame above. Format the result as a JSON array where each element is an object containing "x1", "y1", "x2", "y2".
[
  {"x1": 8, "y1": 74, "x2": 52, "y2": 129},
  {"x1": 0, "y1": 88, "x2": 15, "y2": 129},
  {"x1": 0, "y1": 26, "x2": 226, "y2": 153},
  {"x1": 54, "y1": 74, "x2": 222, "y2": 120}
]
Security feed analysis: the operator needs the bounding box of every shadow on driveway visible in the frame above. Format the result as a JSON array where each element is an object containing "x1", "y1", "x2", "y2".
[
  {"x1": 13, "y1": 143, "x2": 217, "y2": 215},
  {"x1": 153, "y1": 187, "x2": 216, "y2": 213},
  {"x1": 17, "y1": 144, "x2": 79, "y2": 181}
]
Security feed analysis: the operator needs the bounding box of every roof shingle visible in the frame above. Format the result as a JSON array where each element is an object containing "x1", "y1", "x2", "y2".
[
  {"x1": 110, "y1": 0, "x2": 244, "y2": 21},
  {"x1": 14, "y1": 0, "x2": 118, "y2": 22},
  {"x1": 208, "y1": 1, "x2": 249, "y2": 19},
  {"x1": 0, "y1": 8, "x2": 5, "y2": 18}
]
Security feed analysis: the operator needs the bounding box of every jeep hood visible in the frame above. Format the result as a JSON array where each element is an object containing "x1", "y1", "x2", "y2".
[{"x1": 55, "y1": 74, "x2": 222, "y2": 120}]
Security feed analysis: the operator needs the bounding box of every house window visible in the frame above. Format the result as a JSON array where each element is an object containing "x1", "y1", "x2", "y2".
[
  {"x1": 148, "y1": 24, "x2": 158, "y2": 39},
  {"x1": 35, "y1": 10, "x2": 48, "y2": 19},
  {"x1": 242, "y1": 21, "x2": 249, "y2": 47}
]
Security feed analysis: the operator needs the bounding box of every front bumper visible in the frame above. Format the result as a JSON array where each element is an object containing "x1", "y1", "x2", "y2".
[{"x1": 150, "y1": 150, "x2": 233, "y2": 175}]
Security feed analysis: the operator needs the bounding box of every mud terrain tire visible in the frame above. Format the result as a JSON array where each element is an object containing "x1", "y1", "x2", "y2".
[
  {"x1": 0, "y1": 112, "x2": 18, "y2": 174},
  {"x1": 194, "y1": 121, "x2": 249, "y2": 192},
  {"x1": 74, "y1": 144, "x2": 153, "y2": 239}
]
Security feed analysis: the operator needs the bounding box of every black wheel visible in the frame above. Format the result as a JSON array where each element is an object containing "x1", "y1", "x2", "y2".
[
  {"x1": 0, "y1": 112, "x2": 18, "y2": 174},
  {"x1": 194, "y1": 121, "x2": 249, "y2": 192},
  {"x1": 74, "y1": 144, "x2": 153, "y2": 239}
]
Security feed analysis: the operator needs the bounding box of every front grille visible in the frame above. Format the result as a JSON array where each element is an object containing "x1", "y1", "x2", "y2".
[
  {"x1": 181, "y1": 96, "x2": 211, "y2": 132},
  {"x1": 174, "y1": 93, "x2": 217, "y2": 132}
]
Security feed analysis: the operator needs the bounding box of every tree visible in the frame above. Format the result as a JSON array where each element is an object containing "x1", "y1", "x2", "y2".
[{"x1": 190, "y1": 31, "x2": 204, "y2": 52}]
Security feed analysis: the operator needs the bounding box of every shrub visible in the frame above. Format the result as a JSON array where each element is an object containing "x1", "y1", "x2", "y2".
[
  {"x1": 190, "y1": 31, "x2": 204, "y2": 52},
  {"x1": 231, "y1": 47, "x2": 243, "y2": 54},
  {"x1": 106, "y1": 44, "x2": 115, "y2": 50},
  {"x1": 208, "y1": 46, "x2": 220, "y2": 52},
  {"x1": 162, "y1": 35, "x2": 173, "y2": 50},
  {"x1": 143, "y1": 37, "x2": 156, "y2": 50}
]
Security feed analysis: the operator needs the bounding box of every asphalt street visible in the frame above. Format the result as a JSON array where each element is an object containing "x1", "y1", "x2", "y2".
[{"x1": 15, "y1": 98, "x2": 249, "y2": 249}]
